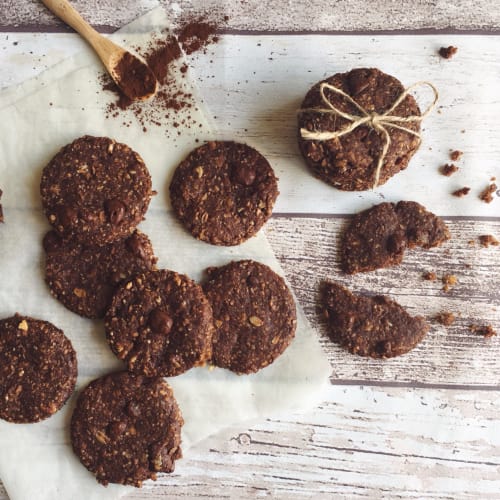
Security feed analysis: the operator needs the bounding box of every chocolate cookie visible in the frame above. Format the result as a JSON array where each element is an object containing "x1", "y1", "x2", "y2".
[
  {"x1": 321, "y1": 282, "x2": 429, "y2": 358},
  {"x1": 44, "y1": 229, "x2": 157, "y2": 319},
  {"x1": 0, "y1": 314, "x2": 77, "y2": 423},
  {"x1": 40, "y1": 136, "x2": 153, "y2": 244},
  {"x1": 71, "y1": 371, "x2": 183, "y2": 487},
  {"x1": 342, "y1": 201, "x2": 450, "y2": 274},
  {"x1": 298, "y1": 68, "x2": 421, "y2": 191},
  {"x1": 169, "y1": 141, "x2": 279, "y2": 246},
  {"x1": 105, "y1": 269, "x2": 213, "y2": 377},
  {"x1": 203, "y1": 260, "x2": 296, "y2": 374}
]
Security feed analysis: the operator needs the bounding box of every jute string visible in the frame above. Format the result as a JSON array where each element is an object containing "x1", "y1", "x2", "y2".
[{"x1": 299, "y1": 81, "x2": 439, "y2": 188}]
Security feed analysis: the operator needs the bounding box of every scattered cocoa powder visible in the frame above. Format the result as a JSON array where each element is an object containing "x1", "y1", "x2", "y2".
[
  {"x1": 479, "y1": 183, "x2": 497, "y2": 203},
  {"x1": 449, "y1": 150, "x2": 463, "y2": 161},
  {"x1": 439, "y1": 46, "x2": 458, "y2": 59},
  {"x1": 100, "y1": 17, "x2": 223, "y2": 136},
  {"x1": 440, "y1": 163, "x2": 459, "y2": 176},
  {"x1": 422, "y1": 271, "x2": 437, "y2": 281},
  {"x1": 479, "y1": 234, "x2": 499, "y2": 247},
  {"x1": 435, "y1": 311, "x2": 455, "y2": 326},
  {"x1": 452, "y1": 187, "x2": 470, "y2": 197},
  {"x1": 469, "y1": 324, "x2": 497, "y2": 338},
  {"x1": 176, "y1": 20, "x2": 218, "y2": 55}
]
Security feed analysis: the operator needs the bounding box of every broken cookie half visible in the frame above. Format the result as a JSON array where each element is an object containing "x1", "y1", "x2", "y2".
[
  {"x1": 342, "y1": 201, "x2": 450, "y2": 274},
  {"x1": 321, "y1": 281, "x2": 429, "y2": 358}
]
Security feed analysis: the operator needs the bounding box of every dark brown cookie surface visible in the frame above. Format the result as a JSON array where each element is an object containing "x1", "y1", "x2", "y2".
[
  {"x1": 394, "y1": 201, "x2": 450, "y2": 249},
  {"x1": 169, "y1": 141, "x2": 279, "y2": 246},
  {"x1": 44, "y1": 229, "x2": 157, "y2": 319},
  {"x1": 203, "y1": 260, "x2": 297, "y2": 374},
  {"x1": 342, "y1": 201, "x2": 450, "y2": 274},
  {"x1": 105, "y1": 269, "x2": 213, "y2": 377},
  {"x1": 0, "y1": 314, "x2": 77, "y2": 423},
  {"x1": 298, "y1": 68, "x2": 421, "y2": 191},
  {"x1": 71, "y1": 371, "x2": 183, "y2": 487},
  {"x1": 321, "y1": 282, "x2": 429, "y2": 358},
  {"x1": 40, "y1": 136, "x2": 152, "y2": 245}
]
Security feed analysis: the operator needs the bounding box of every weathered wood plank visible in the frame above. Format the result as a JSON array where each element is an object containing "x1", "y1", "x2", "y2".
[
  {"x1": 1, "y1": 0, "x2": 500, "y2": 32},
  {"x1": 3, "y1": 383, "x2": 498, "y2": 499},
  {"x1": 265, "y1": 216, "x2": 500, "y2": 387}
]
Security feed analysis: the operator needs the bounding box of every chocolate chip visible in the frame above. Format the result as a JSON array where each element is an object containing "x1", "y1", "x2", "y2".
[
  {"x1": 59, "y1": 206, "x2": 78, "y2": 228},
  {"x1": 126, "y1": 231, "x2": 147, "y2": 260},
  {"x1": 247, "y1": 274, "x2": 259, "y2": 288},
  {"x1": 107, "y1": 420, "x2": 127, "y2": 440},
  {"x1": 386, "y1": 233, "x2": 405, "y2": 254},
  {"x1": 233, "y1": 164, "x2": 256, "y2": 186},
  {"x1": 105, "y1": 199, "x2": 126, "y2": 225},
  {"x1": 347, "y1": 69, "x2": 370, "y2": 96},
  {"x1": 42, "y1": 231, "x2": 62, "y2": 253},
  {"x1": 148, "y1": 308, "x2": 173, "y2": 335}
]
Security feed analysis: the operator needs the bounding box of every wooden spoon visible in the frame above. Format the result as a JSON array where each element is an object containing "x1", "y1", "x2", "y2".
[{"x1": 40, "y1": 0, "x2": 158, "y2": 101}]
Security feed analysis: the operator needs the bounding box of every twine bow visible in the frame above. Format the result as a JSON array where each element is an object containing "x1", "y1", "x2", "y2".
[{"x1": 300, "y1": 81, "x2": 439, "y2": 188}]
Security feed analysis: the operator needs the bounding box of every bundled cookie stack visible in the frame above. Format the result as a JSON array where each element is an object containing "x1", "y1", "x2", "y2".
[{"x1": 0, "y1": 135, "x2": 297, "y2": 487}]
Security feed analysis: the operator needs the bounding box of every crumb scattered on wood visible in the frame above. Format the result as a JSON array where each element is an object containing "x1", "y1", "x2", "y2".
[
  {"x1": 422, "y1": 271, "x2": 437, "y2": 281},
  {"x1": 479, "y1": 183, "x2": 497, "y2": 203},
  {"x1": 442, "y1": 274, "x2": 457, "y2": 292},
  {"x1": 439, "y1": 46, "x2": 458, "y2": 59},
  {"x1": 479, "y1": 234, "x2": 499, "y2": 247},
  {"x1": 449, "y1": 150, "x2": 463, "y2": 161},
  {"x1": 452, "y1": 187, "x2": 470, "y2": 197},
  {"x1": 469, "y1": 324, "x2": 497, "y2": 338},
  {"x1": 435, "y1": 311, "x2": 456, "y2": 326},
  {"x1": 491, "y1": 176, "x2": 497, "y2": 182},
  {"x1": 468, "y1": 239, "x2": 476, "y2": 246},
  {"x1": 440, "y1": 163, "x2": 459, "y2": 176}
]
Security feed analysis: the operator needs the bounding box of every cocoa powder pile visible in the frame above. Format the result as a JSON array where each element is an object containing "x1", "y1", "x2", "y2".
[
  {"x1": 101, "y1": 17, "x2": 222, "y2": 135},
  {"x1": 113, "y1": 52, "x2": 156, "y2": 101}
]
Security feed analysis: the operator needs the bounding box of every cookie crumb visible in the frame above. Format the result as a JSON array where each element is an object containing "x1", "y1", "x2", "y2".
[
  {"x1": 449, "y1": 150, "x2": 463, "y2": 161},
  {"x1": 439, "y1": 46, "x2": 458, "y2": 59},
  {"x1": 435, "y1": 311, "x2": 455, "y2": 326},
  {"x1": 423, "y1": 271, "x2": 437, "y2": 281},
  {"x1": 479, "y1": 183, "x2": 497, "y2": 203},
  {"x1": 442, "y1": 274, "x2": 457, "y2": 292},
  {"x1": 469, "y1": 324, "x2": 497, "y2": 338},
  {"x1": 440, "y1": 163, "x2": 459, "y2": 176},
  {"x1": 479, "y1": 234, "x2": 499, "y2": 247},
  {"x1": 452, "y1": 187, "x2": 470, "y2": 197}
]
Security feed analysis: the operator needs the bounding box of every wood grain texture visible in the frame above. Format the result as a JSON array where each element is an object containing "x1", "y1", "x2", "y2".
[
  {"x1": 3, "y1": 383, "x2": 499, "y2": 499},
  {"x1": 2, "y1": 0, "x2": 500, "y2": 32},
  {"x1": 266, "y1": 216, "x2": 500, "y2": 387}
]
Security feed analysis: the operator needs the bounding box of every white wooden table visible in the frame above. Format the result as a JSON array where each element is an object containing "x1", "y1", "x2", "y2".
[{"x1": 1, "y1": 1, "x2": 499, "y2": 498}]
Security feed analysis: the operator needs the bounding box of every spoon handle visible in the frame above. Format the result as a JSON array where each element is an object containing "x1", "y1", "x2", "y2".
[{"x1": 40, "y1": 0, "x2": 98, "y2": 39}]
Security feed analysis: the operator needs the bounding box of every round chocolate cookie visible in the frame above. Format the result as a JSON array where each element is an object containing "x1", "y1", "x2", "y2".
[
  {"x1": 0, "y1": 314, "x2": 77, "y2": 423},
  {"x1": 203, "y1": 260, "x2": 297, "y2": 374},
  {"x1": 44, "y1": 229, "x2": 157, "y2": 319},
  {"x1": 71, "y1": 371, "x2": 183, "y2": 487},
  {"x1": 40, "y1": 135, "x2": 153, "y2": 244},
  {"x1": 105, "y1": 269, "x2": 214, "y2": 377},
  {"x1": 322, "y1": 281, "x2": 429, "y2": 358},
  {"x1": 169, "y1": 141, "x2": 279, "y2": 246},
  {"x1": 298, "y1": 68, "x2": 421, "y2": 191}
]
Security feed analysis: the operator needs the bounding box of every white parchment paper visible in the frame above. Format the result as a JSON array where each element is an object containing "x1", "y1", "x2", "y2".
[{"x1": 0, "y1": 7, "x2": 331, "y2": 500}]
